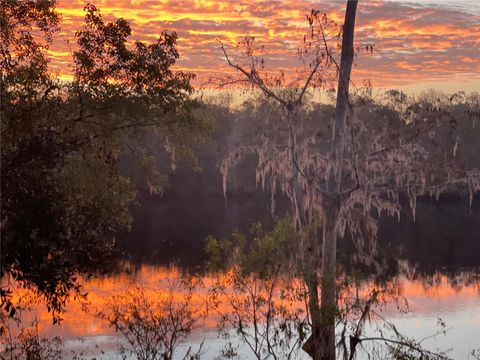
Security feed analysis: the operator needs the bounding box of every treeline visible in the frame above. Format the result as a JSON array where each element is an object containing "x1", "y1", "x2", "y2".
[
  {"x1": 134, "y1": 91, "x2": 480, "y2": 197},
  {"x1": 120, "y1": 92, "x2": 480, "y2": 272},
  {"x1": 2, "y1": 0, "x2": 479, "y2": 331}
]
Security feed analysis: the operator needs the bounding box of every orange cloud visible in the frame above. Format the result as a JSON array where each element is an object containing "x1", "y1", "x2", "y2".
[{"x1": 40, "y1": 0, "x2": 480, "y2": 90}]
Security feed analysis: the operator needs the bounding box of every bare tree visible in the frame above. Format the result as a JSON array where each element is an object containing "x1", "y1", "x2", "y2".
[
  {"x1": 217, "y1": 1, "x2": 480, "y2": 359},
  {"x1": 207, "y1": 267, "x2": 309, "y2": 360},
  {"x1": 95, "y1": 278, "x2": 204, "y2": 360},
  {"x1": 0, "y1": 320, "x2": 64, "y2": 360},
  {"x1": 335, "y1": 277, "x2": 453, "y2": 360},
  {"x1": 217, "y1": 10, "x2": 344, "y2": 358}
]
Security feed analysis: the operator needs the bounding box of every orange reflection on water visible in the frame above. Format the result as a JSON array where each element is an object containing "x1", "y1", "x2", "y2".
[{"x1": 7, "y1": 266, "x2": 480, "y2": 340}]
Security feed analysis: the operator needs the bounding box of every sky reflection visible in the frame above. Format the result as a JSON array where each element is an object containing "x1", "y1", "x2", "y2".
[{"x1": 6, "y1": 265, "x2": 479, "y2": 358}]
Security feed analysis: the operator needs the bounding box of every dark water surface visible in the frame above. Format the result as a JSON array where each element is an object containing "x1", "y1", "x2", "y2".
[
  {"x1": 116, "y1": 192, "x2": 480, "y2": 359},
  {"x1": 4, "y1": 193, "x2": 480, "y2": 359},
  {"x1": 119, "y1": 191, "x2": 480, "y2": 271}
]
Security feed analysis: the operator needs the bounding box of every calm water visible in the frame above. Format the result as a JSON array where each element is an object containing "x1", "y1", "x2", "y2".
[
  {"x1": 4, "y1": 194, "x2": 480, "y2": 359},
  {"x1": 5, "y1": 265, "x2": 479, "y2": 359}
]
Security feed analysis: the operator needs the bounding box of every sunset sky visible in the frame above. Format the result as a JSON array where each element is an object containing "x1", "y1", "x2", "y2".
[{"x1": 49, "y1": 0, "x2": 480, "y2": 92}]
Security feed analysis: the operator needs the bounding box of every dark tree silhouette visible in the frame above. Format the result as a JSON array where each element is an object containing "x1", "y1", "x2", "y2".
[{"x1": 0, "y1": 1, "x2": 210, "y2": 322}]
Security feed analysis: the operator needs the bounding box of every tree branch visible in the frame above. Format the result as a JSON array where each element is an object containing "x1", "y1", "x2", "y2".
[{"x1": 218, "y1": 40, "x2": 287, "y2": 107}]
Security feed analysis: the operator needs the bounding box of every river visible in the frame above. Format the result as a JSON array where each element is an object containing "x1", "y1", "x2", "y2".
[{"x1": 2, "y1": 193, "x2": 480, "y2": 359}]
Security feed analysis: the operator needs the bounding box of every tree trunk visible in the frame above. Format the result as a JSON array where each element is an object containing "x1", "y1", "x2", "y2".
[
  {"x1": 303, "y1": 1, "x2": 358, "y2": 359},
  {"x1": 287, "y1": 106, "x2": 322, "y2": 360},
  {"x1": 320, "y1": 0, "x2": 357, "y2": 358},
  {"x1": 318, "y1": 199, "x2": 340, "y2": 360}
]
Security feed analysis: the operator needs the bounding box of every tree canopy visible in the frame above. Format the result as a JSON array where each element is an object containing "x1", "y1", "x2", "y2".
[{"x1": 0, "y1": 0, "x2": 211, "y2": 321}]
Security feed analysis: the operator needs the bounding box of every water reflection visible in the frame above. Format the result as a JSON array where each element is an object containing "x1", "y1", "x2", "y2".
[
  {"x1": 119, "y1": 191, "x2": 480, "y2": 272},
  {"x1": 3, "y1": 265, "x2": 479, "y2": 359},
  {"x1": 3, "y1": 192, "x2": 479, "y2": 358}
]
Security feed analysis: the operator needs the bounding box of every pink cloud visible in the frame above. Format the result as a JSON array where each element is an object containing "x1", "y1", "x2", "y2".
[{"x1": 48, "y1": 0, "x2": 479, "y2": 88}]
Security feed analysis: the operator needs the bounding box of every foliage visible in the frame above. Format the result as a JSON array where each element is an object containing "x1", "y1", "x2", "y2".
[
  {"x1": 0, "y1": 0, "x2": 60, "y2": 82},
  {"x1": 335, "y1": 276, "x2": 452, "y2": 360},
  {"x1": 218, "y1": 6, "x2": 479, "y2": 357},
  {"x1": 219, "y1": 88, "x2": 480, "y2": 358},
  {"x1": 207, "y1": 268, "x2": 309, "y2": 360},
  {"x1": 205, "y1": 218, "x2": 299, "y2": 277},
  {"x1": 203, "y1": 217, "x2": 314, "y2": 279},
  {"x1": 1, "y1": 1, "x2": 210, "y2": 322},
  {"x1": 217, "y1": 7, "x2": 480, "y2": 285},
  {"x1": 206, "y1": 220, "x2": 312, "y2": 359},
  {"x1": 74, "y1": 4, "x2": 194, "y2": 109},
  {"x1": 0, "y1": 320, "x2": 64, "y2": 360},
  {"x1": 469, "y1": 348, "x2": 480, "y2": 360},
  {"x1": 95, "y1": 277, "x2": 204, "y2": 360},
  {"x1": 221, "y1": 89, "x2": 480, "y2": 254},
  {"x1": 206, "y1": 219, "x2": 457, "y2": 360}
]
